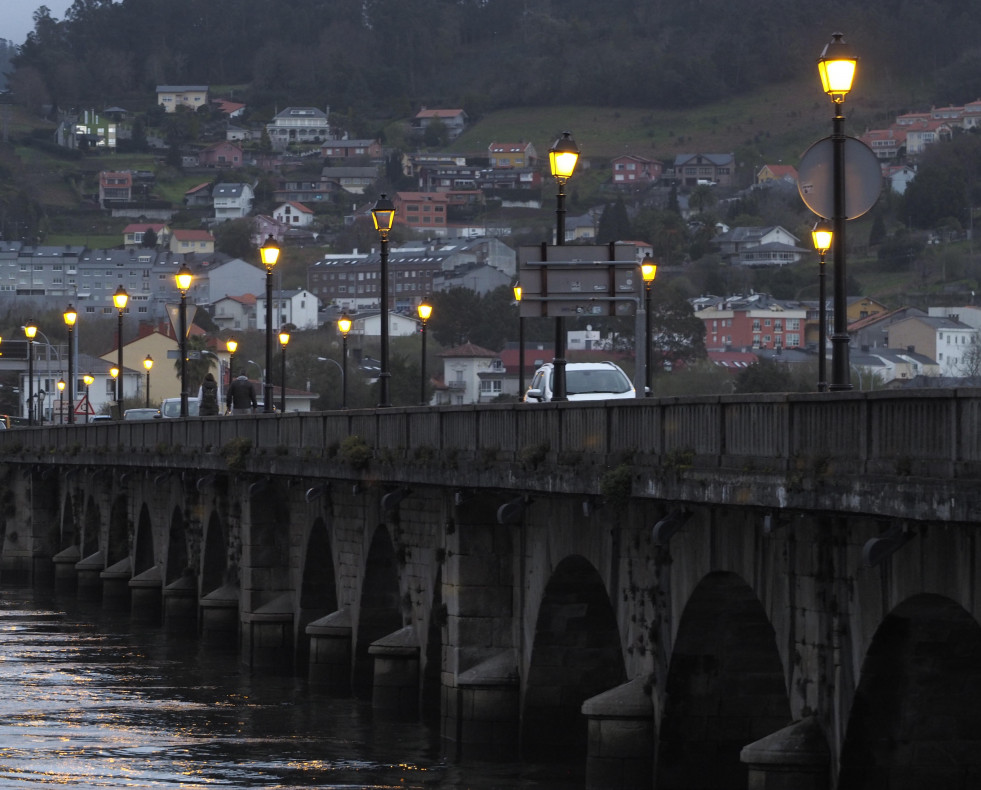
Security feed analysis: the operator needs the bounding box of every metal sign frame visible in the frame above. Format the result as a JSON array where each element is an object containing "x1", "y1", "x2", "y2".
[{"x1": 517, "y1": 244, "x2": 641, "y2": 319}]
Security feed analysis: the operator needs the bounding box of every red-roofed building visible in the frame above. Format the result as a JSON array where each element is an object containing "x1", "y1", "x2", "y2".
[
  {"x1": 412, "y1": 107, "x2": 468, "y2": 139},
  {"x1": 214, "y1": 99, "x2": 246, "y2": 118},
  {"x1": 755, "y1": 164, "x2": 799, "y2": 185},
  {"x1": 198, "y1": 141, "x2": 244, "y2": 168},
  {"x1": 611, "y1": 154, "x2": 663, "y2": 187},
  {"x1": 123, "y1": 222, "x2": 170, "y2": 248},
  {"x1": 99, "y1": 171, "x2": 132, "y2": 207},
  {"x1": 273, "y1": 201, "x2": 314, "y2": 228},
  {"x1": 213, "y1": 293, "x2": 258, "y2": 331}
]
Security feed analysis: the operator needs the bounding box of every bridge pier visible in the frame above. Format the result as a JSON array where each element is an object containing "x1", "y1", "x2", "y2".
[
  {"x1": 129, "y1": 565, "x2": 162, "y2": 622},
  {"x1": 582, "y1": 675, "x2": 656, "y2": 790},
  {"x1": 740, "y1": 717, "x2": 830, "y2": 790},
  {"x1": 162, "y1": 576, "x2": 198, "y2": 629},
  {"x1": 100, "y1": 558, "x2": 131, "y2": 609},
  {"x1": 369, "y1": 625, "x2": 420, "y2": 717},
  {"x1": 198, "y1": 583, "x2": 239, "y2": 643},
  {"x1": 447, "y1": 651, "x2": 519, "y2": 757},
  {"x1": 52, "y1": 545, "x2": 79, "y2": 593},
  {"x1": 306, "y1": 609, "x2": 352, "y2": 692},
  {"x1": 75, "y1": 550, "x2": 104, "y2": 599},
  {"x1": 241, "y1": 593, "x2": 294, "y2": 670}
]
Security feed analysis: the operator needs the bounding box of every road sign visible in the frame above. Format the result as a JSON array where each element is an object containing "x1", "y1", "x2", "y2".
[
  {"x1": 73, "y1": 395, "x2": 95, "y2": 416},
  {"x1": 517, "y1": 244, "x2": 641, "y2": 319},
  {"x1": 797, "y1": 135, "x2": 882, "y2": 220}
]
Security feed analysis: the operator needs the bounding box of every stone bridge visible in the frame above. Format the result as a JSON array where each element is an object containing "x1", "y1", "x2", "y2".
[{"x1": 1, "y1": 389, "x2": 980, "y2": 789}]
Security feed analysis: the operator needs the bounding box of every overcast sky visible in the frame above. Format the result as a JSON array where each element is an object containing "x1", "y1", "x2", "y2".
[{"x1": 2, "y1": 1, "x2": 75, "y2": 45}]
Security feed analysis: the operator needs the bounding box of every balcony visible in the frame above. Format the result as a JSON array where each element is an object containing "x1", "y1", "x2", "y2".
[{"x1": 448, "y1": 381, "x2": 467, "y2": 391}]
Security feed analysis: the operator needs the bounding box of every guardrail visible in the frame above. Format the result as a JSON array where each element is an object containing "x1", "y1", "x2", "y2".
[{"x1": 2, "y1": 389, "x2": 979, "y2": 481}]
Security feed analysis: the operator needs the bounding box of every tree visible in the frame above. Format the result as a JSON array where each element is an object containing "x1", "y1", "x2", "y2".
[
  {"x1": 733, "y1": 357, "x2": 795, "y2": 393},
  {"x1": 141, "y1": 228, "x2": 157, "y2": 248},
  {"x1": 214, "y1": 218, "x2": 256, "y2": 259},
  {"x1": 596, "y1": 196, "x2": 631, "y2": 243},
  {"x1": 429, "y1": 287, "x2": 483, "y2": 348},
  {"x1": 649, "y1": 282, "x2": 707, "y2": 373}
]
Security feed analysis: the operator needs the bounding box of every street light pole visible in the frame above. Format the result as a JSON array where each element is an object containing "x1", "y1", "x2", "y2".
[
  {"x1": 226, "y1": 337, "x2": 238, "y2": 381},
  {"x1": 175, "y1": 263, "x2": 193, "y2": 418},
  {"x1": 372, "y1": 195, "x2": 396, "y2": 407},
  {"x1": 818, "y1": 32, "x2": 857, "y2": 390},
  {"x1": 812, "y1": 221, "x2": 833, "y2": 392},
  {"x1": 513, "y1": 283, "x2": 525, "y2": 399},
  {"x1": 143, "y1": 355, "x2": 153, "y2": 408},
  {"x1": 417, "y1": 297, "x2": 433, "y2": 406},
  {"x1": 641, "y1": 255, "x2": 658, "y2": 397},
  {"x1": 548, "y1": 132, "x2": 580, "y2": 402},
  {"x1": 113, "y1": 285, "x2": 128, "y2": 407},
  {"x1": 24, "y1": 319, "x2": 37, "y2": 426},
  {"x1": 57, "y1": 379, "x2": 65, "y2": 425},
  {"x1": 278, "y1": 328, "x2": 290, "y2": 413},
  {"x1": 337, "y1": 313, "x2": 351, "y2": 409},
  {"x1": 64, "y1": 305, "x2": 76, "y2": 425},
  {"x1": 260, "y1": 236, "x2": 281, "y2": 413},
  {"x1": 83, "y1": 373, "x2": 94, "y2": 424}
]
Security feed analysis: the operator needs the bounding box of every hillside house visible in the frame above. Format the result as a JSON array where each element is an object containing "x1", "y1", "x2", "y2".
[
  {"x1": 433, "y1": 343, "x2": 505, "y2": 405},
  {"x1": 198, "y1": 141, "x2": 244, "y2": 168},
  {"x1": 611, "y1": 154, "x2": 663, "y2": 187},
  {"x1": 123, "y1": 223, "x2": 170, "y2": 248},
  {"x1": 273, "y1": 202, "x2": 315, "y2": 228},
  {"x1": 255, "y1": 288, "x2": 321, "y2": 330},
  {"x1": 755, "y1": 164, "x2": 798, "y2": 185},
  {"x1": 412, "y1": 108, "x2": 468, "y2": 139},
  {"x1": 693, "y1": 292, "x2": 807, "y2": 352},
  {"x1": 711, "y1": 226, "x2": 804, "y2": 266},
  {"x1": 321, "y1": 139, "x2": 383, "y2": 159},
  {"x1": 670, "y1": 153, "x2": 735, "y2": 187},
  {"x1": 156, "y1": 85, "x2": 209, "y2": 113},
  {"x1": 213, "y1": 294, "x2": 258, "y2": 331},
  {"x1": 321, "y1": 166, "x2": 379, "y2": 195},
  {"x1": 169, "y1": 230, "x2": 215, "y2": 255},
  {"x1": 885, "y1": 314, "x2": 977, "y2": 376},
  {"x1": 99, "y1": 171, "x2": 133, "y2": 207},
  {"x1": 184, "y1": 182, "x2": 213, "y2": 208},
  {"x1": 266, "y1": 107, "x2": 330, "y2": 150},
  {"x1": 488, "y1": 142, "x2": 537, "y2": 169},
  {"x1": 212, "y1": 183, "x2": 254, "y2": 220}
]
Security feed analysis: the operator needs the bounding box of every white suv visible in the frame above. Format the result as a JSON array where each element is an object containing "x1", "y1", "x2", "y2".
[{"x1": 524, "y1": 361, "x2": 635, "y2": 402}]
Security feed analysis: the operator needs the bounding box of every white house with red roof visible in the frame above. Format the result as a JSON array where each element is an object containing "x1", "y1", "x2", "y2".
[
  {"x1": 273, "y1": 202, "x2": 315, "y2": 228},
  {"x1": 213, "y1": 293, "x2": 258, "y2": 331}
]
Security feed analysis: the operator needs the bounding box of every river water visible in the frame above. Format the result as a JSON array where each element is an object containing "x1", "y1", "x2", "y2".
[{"x1": 0, "y1": 588, "x2": 582, "y2": 790}]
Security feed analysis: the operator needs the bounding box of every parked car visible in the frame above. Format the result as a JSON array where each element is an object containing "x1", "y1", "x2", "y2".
[
  {"x1": 123, "y1": 408, "x2": 161, "y2": 420},
  {"x1": 159, "y1": 397, "x2": 201, "y2": 418},
  {"x1": 524, "y1": 361, "x2": 636, "y2": 402}
]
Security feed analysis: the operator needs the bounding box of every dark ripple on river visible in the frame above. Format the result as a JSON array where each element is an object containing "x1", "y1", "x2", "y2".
[{"x1": 0, "y1": 589, "x2": 580, "y2": 789}]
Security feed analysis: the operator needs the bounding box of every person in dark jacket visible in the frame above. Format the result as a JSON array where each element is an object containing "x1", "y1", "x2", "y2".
[
  {"x1": 226, "y1": 374, "x2": 257, "y2": 414},
  {"x1": 200, "y1": 372, "x2": 220, "y2": 416}
]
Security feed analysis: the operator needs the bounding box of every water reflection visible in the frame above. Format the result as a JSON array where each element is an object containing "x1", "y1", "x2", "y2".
[{"x1": 0, "y1": 589, "x2": 580, "y2": 789}]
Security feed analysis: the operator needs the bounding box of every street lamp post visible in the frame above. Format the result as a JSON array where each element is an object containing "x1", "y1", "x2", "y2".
[
  {"x1": 109, "y1": 366, "x2": 119, "y2": 414},
  {"x1": 260, "y1": 236, "x2": 281, "y2": 413},
  {"x1": 226, "y1": 337, "x2": 238, "y2": 380},
  {"x1": 372, "y1": 194, "x2": 396, "y2": 407},
  {"x1": 112, "y1": 285, "x2": 128, "y2": 406},
  {"x1": 278, "y1": 328, "x2": 290, "y2": 413},
  {"x1": 337, "y1": 313, "x2": 351, "y2": 409},
  {"x1": 417, "y1": 297, "x2": 433, "y2": 406},
  {"x1": 818, "y1": 32, "x2": 857, "y2": 390},
  {"x1": 24, "y1": 319, "x2": 37, "y2": 426},
  {"x1": 143, "y1": 355, "x2": 153, "y2": 408},
  {"x1": 641, "y1": 254, "x2": 658, "y2": 397},
  {"x1": 63, "y1": 305, "x2": 77, "y2": 425},
  {"x1": 548, "y1": 131, "x2": 580, "y2": 402},
  {"x1": 811, "y1": 221, "x2": 833, "y2": 392},
  {"x1": 175, "y1": 263, "x2": 193, "y2": 418},
  {"x1": 57, "y1": 379, "x2": 65, "y2": 425},
  {"x1": 513, "y1": 283, "x2": 525, "y2": 399},
  {"x1": 83, "y1": 373, "x2": 94, "y2": 424}
]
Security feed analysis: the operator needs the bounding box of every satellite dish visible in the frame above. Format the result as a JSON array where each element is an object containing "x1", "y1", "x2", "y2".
[{"x1": 797, "y1": 136, "x2": 882, "y2": 220}]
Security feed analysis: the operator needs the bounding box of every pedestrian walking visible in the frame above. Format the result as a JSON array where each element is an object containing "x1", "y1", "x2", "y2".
[{"x1": 226, "y1": 374, "x2": 257, "y2": 415}]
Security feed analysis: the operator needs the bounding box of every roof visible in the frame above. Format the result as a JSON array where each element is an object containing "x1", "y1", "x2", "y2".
[
  {"x1": 440, "y1": 342, "x2": 500, "y2": 359},
  {"x1": 156, "y1": 85, "x2": 208, "y2": 92},
  {"x1": 278, "y1": 201, "x2": 313, "y2": 214},
  {"x1": 214, "y1": 99, "x2": 245, "y2": 114},
  {"x1": 184, "y1": 182, "x2": 212, "y2": 195},
  {"x1": 415, "y1": 108, "x2": 466, "y2": 119},
  {"x1": 213, "y1": 183, "x2": 251, "y2": 197},
  {"x1": 124, "y1": 223, "x2": 166, "y2": 233},
  {"x1": 172, "y1": 229, "x2": 214, "y2": 242},
  {"x1": 272, "y1": 107, "x2": 328, "y2": 120}
]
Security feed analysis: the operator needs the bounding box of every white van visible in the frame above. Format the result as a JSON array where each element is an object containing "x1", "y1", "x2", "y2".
[{"x1": 159, "y1": 397, "x2": 201, "y2": 418}]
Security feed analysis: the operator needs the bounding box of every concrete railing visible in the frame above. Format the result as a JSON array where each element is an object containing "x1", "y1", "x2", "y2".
[{"x1": 3, "y1": 388, "x2": 980, "y2": 482}]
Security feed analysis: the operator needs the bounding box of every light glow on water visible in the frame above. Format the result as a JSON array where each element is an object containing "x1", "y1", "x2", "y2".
[{"x1": 0, "y1": 590, "x2": 580, "y2": 790}]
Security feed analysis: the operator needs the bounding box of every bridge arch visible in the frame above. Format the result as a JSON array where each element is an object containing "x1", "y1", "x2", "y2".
[
  {"x1": 522, "y1": 554, "x2": 625, "y2": 762},
  {"x1": 59, "y1": 491, "x2": 77, "y2": 551},
  {"x1": 133, "y1": 504, "x2": 154, "y2": 576},
  {"x1": 656, "y1": 570, "x2": 790, "y2": 790},
  {"x1": 354, "y1": 524, "x2": 402, "y2": 697},
  {"x1": 107, "y1": 495, "x2": 128, "y2": 567},
  {"x1": 201, "y1": 510, "x2": 229, "y2": 593},
  {"x1": 297, "y1": 516, "x2": 337, "y2": 660},
  {"x1": 82, "y1": 495, "x2": 100, "y2": 556},
  {"x1": 166, "y1": 506, "x2": 188, "y2": 584},
  {"x1": 838, "y1": 593, "x2": 981, "y2": 789}
]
